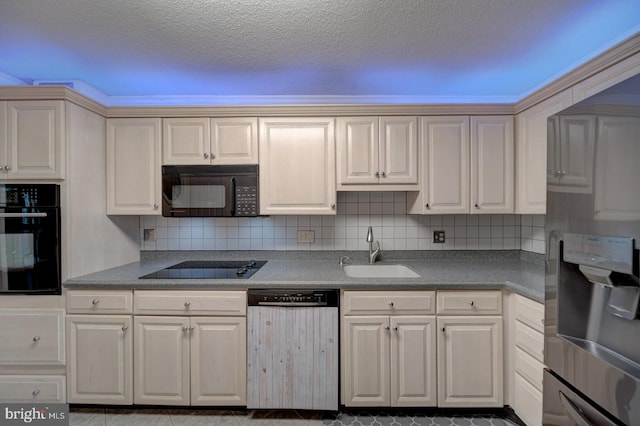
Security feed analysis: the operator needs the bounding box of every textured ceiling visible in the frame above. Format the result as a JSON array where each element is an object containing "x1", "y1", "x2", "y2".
[{"x1": 0, "y1": 0, "x2": 638, "y2": 105}]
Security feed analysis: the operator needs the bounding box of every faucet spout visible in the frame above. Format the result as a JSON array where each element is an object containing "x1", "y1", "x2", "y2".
[{"x1": 366, "y1": 226, "x2": 381, "y2": 264}]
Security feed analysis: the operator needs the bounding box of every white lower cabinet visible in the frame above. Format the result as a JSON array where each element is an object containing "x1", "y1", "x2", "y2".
[
  {"x1": 436, "y1": 316, "x2": 503, "y2": 407},
  {"x1": 134, "y1": 316, "x2": 246, "y2": 406},
  {"x1": 66, "y1": 315, "x2": 133, "y2": 404},
  {"x1": 133, "y1": 290, "x2": 247, "y2": 406},
  {"x1": 0, "y1": 308, "x2": 66, "y2": 403},
  {"x1": 342, "y1": 291, "x2": 437, "y2": 407},
  {"x1": 510, "y1": 294, "x2": 545, "y2": 426}
]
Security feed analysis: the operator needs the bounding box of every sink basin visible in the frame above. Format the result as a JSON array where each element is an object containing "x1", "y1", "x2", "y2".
[{"x1": 342, "y1": 264, "x2": 420, "y2": 278}]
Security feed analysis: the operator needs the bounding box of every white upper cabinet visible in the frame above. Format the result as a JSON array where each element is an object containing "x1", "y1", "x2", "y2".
[
  {"x1": 2, "y1": 101, "x2": 65, "y2": 179},
  {"x1": 408, "y1": 116, "x2": 470, "y2": 214},
  {"x1": 107, "y1": 118, "x2": 162, "y2": 215},
  {"x1": 470, "y1": 116, "x2": 514, "y2": 213},
  {"x1": 163, "y1": 117, "x2": 258, "y2": 165},
  {"x1": 515, "y1": 89, "x2": 573, "y2": 214},
  {"x1": 259, "y1": 117, "x2": 336, "y2": 215},
  {"x1": 337, "y1": 116, "x2": 418, "y2": 190},
  {"x1": 547, "y1": 115, "x2": 595, "y2": 193}
]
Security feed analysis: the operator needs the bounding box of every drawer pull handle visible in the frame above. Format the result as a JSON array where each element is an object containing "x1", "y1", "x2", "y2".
[
  {"x1": 33, "y1": 336, "x2": 40, "y2": 342},
  {"x1": 470, "y1": 301, "x2": 475, "y2": 306},
  {"x1": 184, "y1": 301, "x2": 191, "y2": 307},
  {"x1": 389, "y1": 302, "x2": 394, "y2": 307},
  {"x1": 32, "y1": 389, "x2": 40, "y2": 396},
  {"x1": 122, "y1": 325, "x2": 128, "y2": 332},
  {"x1": 92, "y1": 299, "x2": 99, "y2": 305}
]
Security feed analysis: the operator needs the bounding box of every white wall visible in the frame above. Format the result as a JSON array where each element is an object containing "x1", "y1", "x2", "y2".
[
  {"x1": 139, "y1": 191, "x2": 546, "y2": 254},
  {"x1": 63, "y1": 102, "x2": 139, "y2": 280}
]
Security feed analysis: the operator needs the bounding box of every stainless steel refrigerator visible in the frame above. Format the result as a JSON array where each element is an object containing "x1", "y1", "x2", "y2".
[{"x1": 544, "y1": 73, "x2": 640, "y2": 425}]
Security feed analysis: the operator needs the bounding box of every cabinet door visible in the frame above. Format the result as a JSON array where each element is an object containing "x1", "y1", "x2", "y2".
[
  {"x1": 134, "y1": 316, "x2": 190, "y2": 405},
  {"x1": 259, "y1": 118, "x2": 336, "y2": 215},
  {"x1": 437, "y1": 316, "x2": 503, "y2": 407},
  {"x1": 380, "y1": 116, "x2": 418, "y2": 185},
  {"x1": 191, "y1": 317, "x2": 246, "y2": 406},
  {"x1": 390, "y1": 316, "x2": 436, "y2": 407},
  {"x1": 471, "y1": 116, "x2": 514, "y2": 213},
  {"x1": 420, "y1": 116, "x2": 470, "y2": 214},
  {"x1": 515, "y1": 89, "x2": 573, "y2": 213},
  {"x1": 336, "y1": 117, "x2": 379, "y2": 185},
  {"x1": 6, "y1": 100, "x2": 65, "y2": 179},
  {"x1": 342, "y1": 316, "x2": 390, "y2": 406},
  {"x1": 66, "y1": 315, "x2": 132, "y2": 404},
  {"x1": 594, "y1": 115, "x2": 640, "y2": 221},
  {"x1": 548, "y1": 115, "x2": 595, "y2": 193},
  {"x1": 107, "y1": 118, "x2": 161, "y2": 215},
  {"x1": 162, "y1": 117, "x2": 210, "y2": 164},
  {"x1": 211, "y1": 117, "x2": 258, "y2": 164}
]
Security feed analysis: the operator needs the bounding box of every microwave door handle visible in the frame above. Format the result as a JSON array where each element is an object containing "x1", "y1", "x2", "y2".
[{"x1": 230, "y1": 177, "x2": 236, "y2": 216}]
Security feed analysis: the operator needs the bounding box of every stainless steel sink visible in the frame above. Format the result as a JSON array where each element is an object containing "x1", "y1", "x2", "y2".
[{"x1": 342, "y1": 264, "x2": 420, "y2": 278}]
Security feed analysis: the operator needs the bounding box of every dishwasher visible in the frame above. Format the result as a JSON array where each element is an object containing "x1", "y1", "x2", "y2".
[{"x1": 247, "y1": 289, "x2": 339, "y2": 411}]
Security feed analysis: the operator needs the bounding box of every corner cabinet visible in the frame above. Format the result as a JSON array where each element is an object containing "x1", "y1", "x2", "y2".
[
  {"x1": 515, "y1": 89, "x2": 573, "y2": 213},
  {"x1": 163, "y1": 117, "x2": 258, "y2": 165},
  {"x1": 259, "y1": 117, "x2": 336, "y2": 215},
  {"x1": 336, "y1": 116, "x2": 418, "y2": 190},
  {"x1": 1, "y1": 100, "x2": 65, "y2": 179},
  {"x1": 341, "y1": 291, "x2": 437, "y2": 407},
  {"x1": 106, "y1": 118, "x2": 162, "y2": 215}
]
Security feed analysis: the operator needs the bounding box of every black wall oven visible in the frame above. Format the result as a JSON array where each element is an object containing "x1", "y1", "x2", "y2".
[{"x1": 0, "y1": 184, "x2": 60, "y2": 295}]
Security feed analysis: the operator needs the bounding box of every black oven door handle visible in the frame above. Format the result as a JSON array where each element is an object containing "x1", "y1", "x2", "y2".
[
  {"x1": 230, "y1": 177, "x2": 236, "y2": 216},
  {"x1": 0, "y1": 212, "x2": 48, "y2": 218}
]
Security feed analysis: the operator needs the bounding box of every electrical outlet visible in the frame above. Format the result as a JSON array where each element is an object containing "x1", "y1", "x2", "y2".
[
  {"x1": 433, "y1": 230, "x2": 445, "y2": 243},
  {"x1": 297, "y1": 230, "x2": 315, "y2": 244},
  {"x1": 143, "y1": 228, "x2": 156, "y2": 241}
]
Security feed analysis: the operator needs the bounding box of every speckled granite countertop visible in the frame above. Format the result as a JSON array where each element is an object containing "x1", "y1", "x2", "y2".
[{"x1": 64, "y1": 250, "x2": 545, "y2": 303}]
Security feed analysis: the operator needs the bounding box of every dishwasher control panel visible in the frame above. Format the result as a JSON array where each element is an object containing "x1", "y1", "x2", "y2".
[{"x1": 248, "y1": 289, "x2": 338, "y2": 307}]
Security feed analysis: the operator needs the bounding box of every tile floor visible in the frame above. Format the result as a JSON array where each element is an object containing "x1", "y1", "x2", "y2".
[{"x1": 69, "y1": 408, "x2": 520, "y2": 426}]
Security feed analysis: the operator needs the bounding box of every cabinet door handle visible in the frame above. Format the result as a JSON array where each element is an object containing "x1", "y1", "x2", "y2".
[
  {"x1": 393, "y1": 326, "x2": 398, "y2": 332},
  {"x1": 32, "y1": 389, "x2": 40, "y2": 396},
  {"x1": 381, "y1": 171, "x2": 386, "y2": 177},
  {"x1": 122, "y1": 325, "x2": 128, "y2": 332},
  {"x1": 385, "y1": 326, "x2": 390, "y2": 331},
  {"x1": 203, "y1": 153, "x2": 209, "y2": 159},
  {"x1": 153, "y1": 204, "x2": 159, "y2": 210},
  {"x1": 441, "y1": 327, "x2": 446, "y2": 332},
  {"x1": 470, "y1": 301, "x2": 475, "y2": 306},
  {"x1": 32, "y1": 336, "x2": 40, "y2": 342},
  {"x1": 330, "y1": 203, "x2": 336, "y2": 210},
  {"x1": 475, "y1": 203, "x2": 479, "y2": 209},
  {"x1": 4, "y1": 165, "x2": 10, "y2": 171},
  {"x1": 375, "y1": 171, "x2": 380, "y2": 177},
  {"x1": 184, "y1": 301, "x2": 191, "y2": 307},
  {"x1": 211, "y1": 153, "x2": 215, "y2": 159},
  {"x1": 182, "y1": 326, "x2": 189, "y2": 332},
  {"x1": 92, "y1": 299, "x2": 99, "y2": 305},
  {"x1": 425, "y1": 203, "x2": 430, "y2": 209},
  {"x1": 389, "y1": 302, "x2": 394, "y2": 307}
]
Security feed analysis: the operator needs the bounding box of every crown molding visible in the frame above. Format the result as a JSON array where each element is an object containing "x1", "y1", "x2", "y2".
[
  {"x1": 0, "y1": 86, "x2": 107, "y2": 116},
  {"x1": 515, "y1": 32, "x2": 640, "y2": 114}
]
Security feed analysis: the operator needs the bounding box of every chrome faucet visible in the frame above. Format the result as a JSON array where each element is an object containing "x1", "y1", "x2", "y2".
[{"x1": 366, "y1": 226, "x2": 380, "y2": 264}]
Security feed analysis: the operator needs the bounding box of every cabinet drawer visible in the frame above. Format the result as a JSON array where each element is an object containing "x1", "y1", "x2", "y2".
[
  {"x1": 515, "y1": 294, "x2": 544, "y2": 333},
  {"x1": 0, "y1": 309, "x2": 65, "y2": 365},
  {"x1": 515, "y1": 320, "x2": 544, "y2": 363},
  {"x1": 514, "y1": 346, "x2": 544, "y2": 392},
  {"x1": 0, "y1": 375, "x2": 66, "y2": 403},
  {"x1": 342, "y1": 291, "x2": 435, "y2": 315},
  {"x1": 513, "y1": 373, "x2": 542, "y2": 426},
  {"x1": 134, "y1": 291, "x2": 246, "y2": 316},
  {"x1": 67, "y1": 290, "x2": 133, "y2": 314},
  {"x1": 436, "y1": 290, "x2": 502, "y2": 315}
]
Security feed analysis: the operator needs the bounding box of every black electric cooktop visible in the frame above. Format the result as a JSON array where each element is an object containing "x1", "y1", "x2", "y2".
[{"x1": 139, "y1": 260, "x2": 267, "y2": 279}]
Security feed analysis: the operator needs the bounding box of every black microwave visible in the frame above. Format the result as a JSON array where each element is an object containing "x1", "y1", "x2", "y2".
[{"x1": 162, "y1": 165, "x2": 259, "y2": 217}]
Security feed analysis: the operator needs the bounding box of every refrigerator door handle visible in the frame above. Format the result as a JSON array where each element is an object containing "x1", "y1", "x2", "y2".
[{"x1": 559, "y1": 391, "x2": 604, "y2": 426}]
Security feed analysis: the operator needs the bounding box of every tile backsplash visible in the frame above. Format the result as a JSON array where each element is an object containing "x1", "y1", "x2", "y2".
[{"x1": 140, "y1": 192, "x2": 546, "y2": 254}]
